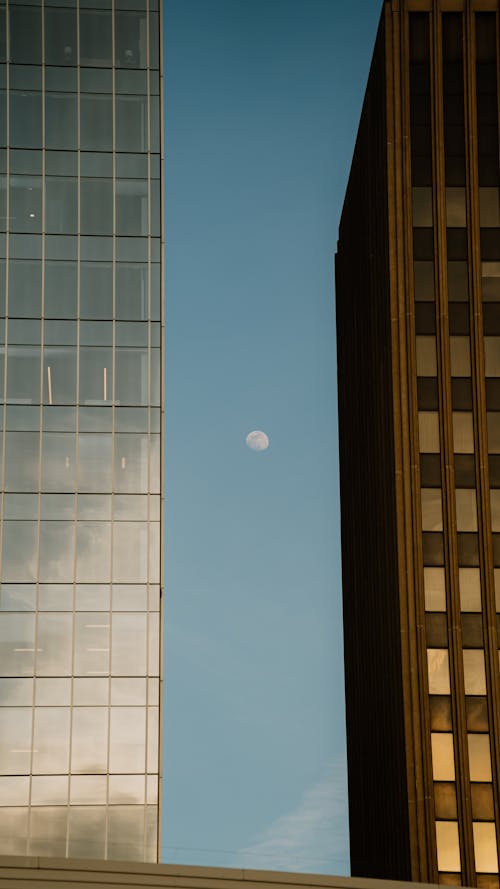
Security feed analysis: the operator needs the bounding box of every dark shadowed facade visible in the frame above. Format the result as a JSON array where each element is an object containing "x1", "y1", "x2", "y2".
[
  {"x1": 336, "y1": 0, "x2": 500, "y2": 885},
  {"x1": 0, "y1": 0, "x2": 163, "y2": 863}
]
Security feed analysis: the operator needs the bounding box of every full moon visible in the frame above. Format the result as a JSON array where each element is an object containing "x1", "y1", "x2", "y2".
[{"x1": 246, "y1": 430, "x2": 270, "y2": 451}]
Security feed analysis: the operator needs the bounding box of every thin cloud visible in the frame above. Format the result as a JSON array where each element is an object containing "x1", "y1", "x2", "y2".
[{"x1": 239, "y1": 756, "x2": 350, "y2": 875}]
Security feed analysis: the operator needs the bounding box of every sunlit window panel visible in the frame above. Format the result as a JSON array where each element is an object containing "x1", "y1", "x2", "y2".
[
  {"x1": 422, "y1": 489, "x2": 443, "y2": 531},
  {"x1": 419, "y1": 411, "x2": 440, "y2": 452},
  {"x1": 459, "y1": 568, "x2": 482, "y2": 611},
  {"x1": 424, "y1": 567, "x2": 447, "y2": 611},
  {"x1": 473, "y1": 822, "x2": 499, "y2": 873},
  {"x1": 456, "y1": 489, "x2": 478, "y2": 532},
  {"x1": 431, "y1": 733, "x2": 456, "y2": 781},
  {"x1": 428, "y1": 649, "x2": 451, "y2": 694},
  {"x1": 469, "y1": 734, "x2": 493, "y2": 782},
  {"x1": 417, "y1": 335, "x2": 438, "y2": 376},
  {"x1": 436, "y1": 821, "x2": 461, "y2": 872},
  {"x1": 463, "y1": 650, "x2": 487, "y2": 695},
  {"x1": 453, "y1": 412, "x2": 474, "y2": 453}
]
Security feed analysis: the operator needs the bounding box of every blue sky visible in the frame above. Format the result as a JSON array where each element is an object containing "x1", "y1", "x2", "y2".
[{"x1": 164, "y1": 0, "x2": 381, "y2": 874}]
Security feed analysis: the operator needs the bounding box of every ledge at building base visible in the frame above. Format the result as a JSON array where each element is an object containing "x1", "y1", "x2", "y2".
[{"x1": 0, "y1": 858, "x2": 467, "y2": 889}]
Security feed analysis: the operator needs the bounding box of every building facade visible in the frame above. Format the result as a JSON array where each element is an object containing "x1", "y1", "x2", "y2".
[
  {"x1": 336, "y1": 0, "x2": 500, "y2": 885},
  {"x1": 0, "y1": 0, "x2": 163, "y2": 861}
]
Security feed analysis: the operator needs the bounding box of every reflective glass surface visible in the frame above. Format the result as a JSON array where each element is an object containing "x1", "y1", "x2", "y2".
[{"x1": 0, "y1": 0, "x2": 161, "y2": 863}]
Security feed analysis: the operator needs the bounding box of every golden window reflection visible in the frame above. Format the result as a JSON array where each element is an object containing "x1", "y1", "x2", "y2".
[
  {"x1": 428, "y1": 649, "x2": 451, "y2": 694},
  {"x1": 431, "y1": 733, "x2": 456, "y2": 781},
  {"x1": 416, "y1": 335, "x2": 438, "y2": 376},
  {"x1": 422, "y1": 488, "x2": 443, "y2": 531},
  {"x1": 425, "y1": 567, "x2": 446, "y2": 611},
  {"x1": 469, "y1": 734, "x2": 492, "y2": 782},
  {"x1": 419, "y1": 411, "x2": 440, "y2": 453},
  {"x1": 473, "y1": 822, "x2": 499, "y2": 874},
  {"x1": 459, "y1": 568, "x2": 482, "y2": 611},
  {"x1": 436, "y1": 821, "x2": 461, "y2": 872},
  {"x1": 456, "y1": 489, "x2": 478, "y2": 532},
  {"x1": 463, "y1": 650, "x2": 486, "y2": 695},
  {"x1": 453, "y1": 412, "x2": 474, "y2": 453}
]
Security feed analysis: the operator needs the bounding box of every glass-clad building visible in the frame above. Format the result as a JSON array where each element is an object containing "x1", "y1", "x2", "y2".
[{"x1": 0, "y1": 0, "x2": 163, "y2": 861}]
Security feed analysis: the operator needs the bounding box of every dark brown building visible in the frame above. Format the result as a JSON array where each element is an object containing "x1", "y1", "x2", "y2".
[{"x1": 336, "y1": 1, "x2": 500, "y2": 885}]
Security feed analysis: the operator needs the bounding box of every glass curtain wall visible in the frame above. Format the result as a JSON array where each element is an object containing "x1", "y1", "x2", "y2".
[{"x1": 0, "y1": 0, "x2": 162, "y2": 861}]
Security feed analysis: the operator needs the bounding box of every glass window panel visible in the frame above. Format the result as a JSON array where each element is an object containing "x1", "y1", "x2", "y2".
[
  {"x1": 6, "y1": 346, "x2": 40, "y2": 404},
  {"x1": 116, "y1": 263, "x2": 148, "y2": 320},
  {"x1": 107, "y1": 805, "x2": 145, "y2": 861},
  {"x1": 419, "y1": 411, "x2": 440, "y2": 453},
  {"x1": 9, "y1": 175, "x2": 42, "y2": 232},
  {"x1": 112, "y1": 612, "x2": 146, "y2": 675},
  {"x1": 116, "y1": 95, "x2": 148, "y2": 152},
  {"x1": 9, "y1": 7, "x2": 41, "y2": 63},
  {"x1": 4, "y1": 432, "x2": 39, "y2": 491},
  {"x1": 0, "y1": 707, "x2": 32, "y2": 773},
  {"x1": 78, "y1": 434, "x2": 112, "y2": 492},
  {"x1": 68, "y1": 806, "x2": 106, "y2": 860},
  {"x1": 114, "y1": 348, "x2": 148, "y2": 405},
  {"x1": 115, "y1": 10, "x2": 147, "y2": 68},
  {"x1": 80, "y1": 263, "x2": 113, "y2": 319},
  {"x1": 487, "y1": 413, "x2": 500, "y2": 453},
  {"x1": 114, "y1": 434, "x2": 148, "y2": 492},
  {"x1": 79, "y1": 407, "x2": 113, "y2": 433},
  {"x1": 9, "y1": 90, "x2": 42, "y2": 147},
  {"x1": 75, "y1": 584, "x2": 110, "y2": 611},
  {"x1": 446, "y1": 187, "x2": 467, "y2": 227},
  {"x1": 80, "y1": 10, "x2": 112, "y2": 67},
  {"x1": 482, "y1": 262, "x2": 500, "y2": 301},
  {"x1": 45, "y1": 177, "x2": 77, "y2": 234},
  {"x1": 28, "y1": 807, "x2": 67, "y2": 857},
  {"x1": 40, "y1": 432, "x2": 75, "y2": 492},
  {"x1": 416, "y1": 336, "x2": 437, "y2": 375},
  {"x1": 116, "y1": 322, "x2": 148, "y2": 348},
  {"x1": 456, "y1": 489, "x2": 478, "y2": 532},
  {"x1": 463, "y1": 650, "x2": 487, "y2": 695},
  {"x1": 114, "y1": 493, "x2": 148, "y2": 520},
  {"x1": 149, "y1": 522, "x2": 160, "y2": 584},
  {"x1": 4, "y1": 493, "x2": 38, "y2": 519},
  {"x1": 450, "y1": 336, "x2": 471, "y2": 376},
  {"x1": 1, "y1": 521, "x2": 37, "y2": 581},
  {"x1": 75, "y1": 611, "x2": 109, "y2": 676},
  {"x1": 31, "y1": 775, "x2": 68, "y2": 806},
  {"x1": 80, "y1": 320, "x2": 112, "y2": 347},
  {"x1": 43, "y1": 347, "x2": 77, "y2": 405},
  {"x1": 473, "y1": 823, "x2": 499, "y2": 873},
  {"x1": 150, "y1": 434, "x2": 160, "y2": 492},
  {"x1": 79, "y1": 348, "x2": 112, "y2": 404},
  {"x1": 45, "y1": 93, "x2": 77, "y2": 150},
  {"x1": 35, "y1": 677, "x2": 71, "y2": 706},
  {"x1": 414, "y1": 261, "x2": 435, "y2": 302},
  {"x1": 0, "y1": 584, "x2": 34, "y2": 611},
  {"x1": 491, "y1": 490, "x2": 500, "y2": 531},
  {"x1": 73, "y1": 676, "x2": 108, "y2": 706},
  {"x1": 36, "y1": 612, "x2": 72, "y2": 675},
  {"x1": 459, "y1": 568, "x2": 482, "y2": 611},
  {"x1": 71, "y1": 707, "x2": 108, "y2": 773},
  {"x1": 80, "y1": 179, "x2": 113, "y2": 235},
  {"x1": 431, "y1": 733, "x2": 455, "y2": 781},
  {"x1": 113, "y1": 522, "x2": 148, "y2": 583},
  {"x1": 424, "y1": 568, "x2": 446, "y2": 611},
  {"x1": 116, "y1": 179, "x2": 148, "y2": 236},
  {"x1": 485, "y1": 338, "x2": 500, "y2": 376},
  {"x1": 9, "y1": 259, "x2": 41, "y2": 317},
  {"x1": 111, "y1": 676, "x2": 146, "y2": 705},
  {"x1": 45, "y1": 8, "x2": 77, "y2": 65},
  {"x1": 80, "y1": 95, "x2": 113, "y2": 151},
  {"x1": 78, "y1": 494, "x2": 111, "y2": 520},
  {"x1": 45, "y1": 261, "x2": 77, "y2": 319},
  {"x1": 480, "y1": 188, "x2": 500, "y2": 226},
  {"x1": 9, "y1": 318, "x2": 40, "y2": 345},
  {"x1": 150, "y1": 350, "x2": 160, "y2": 406},
  {"x1": 109, "y1": 707, "x2": 146, "y2": 772},
  {"x1": 76, "y1": 523, "x2": 111, "y2": 583},
  {"x1": 112, "y1": 584, "x2": 147, "y2": 611},
  {"x1": 469, "y1": 734, "x2": 492, "y2": 781},
  {"x1": 148, "y1": 611, "x2": 159, "y2": 674},
  {"x1": 108, "y1": 774, "x2": 145, "y2": 804},
  {"x1": 422, "y1": 489, "x2": 443, "y2": 531},
  {"x1": 0, "y1": 809, "x2": 28, "y2": 855},
  {"x1": 0, "y1": 776, "x2": 29, "y2": 807},
  {"x1": 70, "y1": 775, "x2": 107, "y2": 805},
  {"x1": 32, "y1": 707, "x2": 70, "y2": 774},
  {"x1": 38, "y1": 584, "x2": 73, "y2": 611},
  {"x1": 428, "y1": 649, "x2": 450, "y2": 694},
  {"x1": 436, "y1": 822, "x2": 461, "y2": 873},
  {"x1": 452, "y1": 412, "x2": 474, "y2": 453},
  {"x1": 0, "y1": 677, "x2": 33, "y2": 705}
]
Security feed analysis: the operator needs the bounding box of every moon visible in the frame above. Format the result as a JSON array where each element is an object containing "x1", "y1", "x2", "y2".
[{"x1": 246, "y1": 430, "x2": 270, "y2": 451}]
